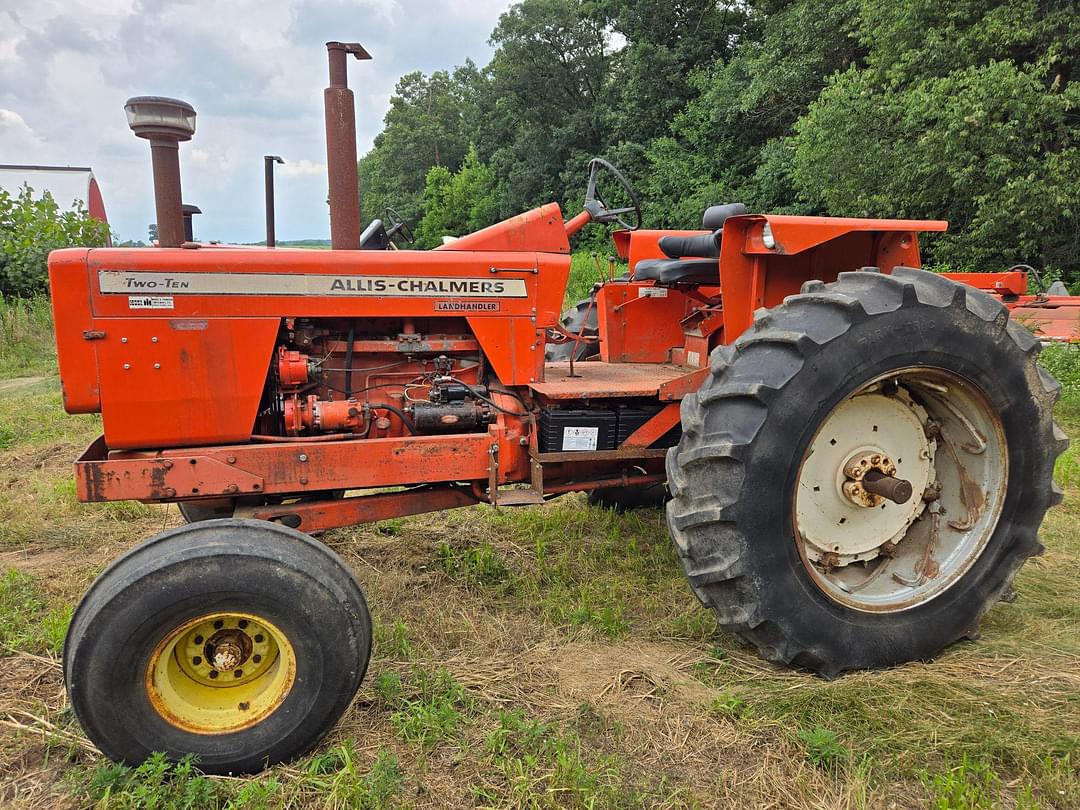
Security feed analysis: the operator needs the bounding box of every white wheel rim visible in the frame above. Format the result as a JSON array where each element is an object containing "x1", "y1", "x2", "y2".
[{"x1": 793, "y1": 368, "x2": 1008, "y2": 613}]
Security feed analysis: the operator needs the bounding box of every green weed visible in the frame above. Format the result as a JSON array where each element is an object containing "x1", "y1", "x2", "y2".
[
  {"x1": 301, "y1": 744, "x2": 402, "y2": 808},
  {"x1": 918, "y1": 756, "x2": 1000, "y2": 810},
  {"x1": 0, "y1": 567, "x2": 70, "y2": 655},
  {"x1": 83, "y1": 753, "x2": 220, "y2": 809},
  {"x1": 563, "y1": 252, "x2": 625, "y2": 309},
  {"x1": 436, "y1": 540, "x2": 512, "y2": 590},
  {"x1": 379, "y1": 666, "x2": 473, "y2": 748},
  {"x1": 1040, "y1": 343, "x2": 1080, "y2": 403},
  {"x1": 797, "y1": 726, "x2": 849, "y2": 772},
  {"x1": 373, "y1": 618, "x2": 413, "y2": 660},
  {"x1": 0, "y1": 294, "x2": 55, "y2": 379},
  {"x1": 475, "y1": 709, "x2": 628, "y2": 808},
  {"x1": 0, "y1": 386, "x2": 100, "y2": 451},
  {"x1": 709, "y1": 693, "x2": 747, "y2": 721}
]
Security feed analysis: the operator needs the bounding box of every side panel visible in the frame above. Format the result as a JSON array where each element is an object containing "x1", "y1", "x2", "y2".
[
  {"x1": 596, "y1": 282, "x2": 698, "y2": 363},
  {"x1": 97, "y1": 317, "x2": 279, "y2": 449},
  {"x1": 48, "y1": 249, "x2": 100, "y2": 413}
]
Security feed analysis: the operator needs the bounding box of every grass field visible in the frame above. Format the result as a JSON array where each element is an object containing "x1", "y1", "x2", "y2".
[{"x1": 0, "y1": 294, "x2": 1078, "y2": 809}]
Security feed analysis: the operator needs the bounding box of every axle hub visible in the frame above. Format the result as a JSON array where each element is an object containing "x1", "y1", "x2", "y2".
[
  {"x1": 841, "y1": 451, "x2": 913, "y2": 507},
  {"x1": 205, "y1": 629, "x2": 252, "y2": 672}
]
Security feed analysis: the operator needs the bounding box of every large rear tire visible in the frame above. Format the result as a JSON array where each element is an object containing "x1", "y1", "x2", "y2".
[
  {"x1": 666, "y1": 267, "x2": 1066, "y2": 676},
  {"x1": 64, "y1": 519, "x2": 371, "y2": 773}
]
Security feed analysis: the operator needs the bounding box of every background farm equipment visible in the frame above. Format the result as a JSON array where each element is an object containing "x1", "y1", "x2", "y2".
[{"x1": 49, "y1": 43, "x2": 1066, "y2": 773}]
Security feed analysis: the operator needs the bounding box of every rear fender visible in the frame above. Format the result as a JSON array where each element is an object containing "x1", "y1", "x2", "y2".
[{"x1": 719, "y1": 215, "x2": 948, "y2": 342}]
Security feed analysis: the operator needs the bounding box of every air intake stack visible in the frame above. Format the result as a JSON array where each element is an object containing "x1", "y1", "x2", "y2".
[{"x1": 124, "y1": 96, "x2": 196, "y2": 248}]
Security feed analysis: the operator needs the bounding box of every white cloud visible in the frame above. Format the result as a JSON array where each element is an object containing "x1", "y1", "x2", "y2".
[
  {"x1": 0, "y1": 107, "x2": 47, "y2": 154},
  {"x1": 281, "y1": 158, "x2": 326, "y2": 177},
  {"x1": 1, "y1": 0, "x2": 514, "y2": 242}
]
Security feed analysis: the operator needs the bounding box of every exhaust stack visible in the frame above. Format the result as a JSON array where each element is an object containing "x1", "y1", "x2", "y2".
[
  {"x1": 125, "y1": 96, "x2": 196, "y2": 248},
  {"x1": 323, "y1": 42, "x2": 370, "y2": 250},
  {"x1": 264, "y1": 155, "x2": 284, "y2": 248}
]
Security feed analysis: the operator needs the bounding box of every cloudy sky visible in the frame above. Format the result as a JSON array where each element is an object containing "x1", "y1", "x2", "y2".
[{"x1": 0, "y1": 0, "x2": 513, "y2": 243}]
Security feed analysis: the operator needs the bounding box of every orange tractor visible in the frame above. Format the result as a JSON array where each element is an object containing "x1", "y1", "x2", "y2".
[{"x1": 50, "y1": 44, "x2": 1069, "y2": 773}]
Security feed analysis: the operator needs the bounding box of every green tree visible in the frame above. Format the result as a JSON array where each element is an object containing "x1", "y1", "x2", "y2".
[
  {"x1": 474, "y1": 0, "x2": 615, "y2": 216},
  {"x1": 358, "y1": 65, "x2": 480, "y2": 228},
  {"x1": 0, "y1": 185, "x2": 111, "y2": 297},
  {"x1": 640, "y1": 0, "x2": 866, "y2": 227},
  {"x1": 415, "y1": 147, "x2": 501, "y2": 248},
  {"x1": 792, "y1": 0, "x2": 1079, "y2": 276}
]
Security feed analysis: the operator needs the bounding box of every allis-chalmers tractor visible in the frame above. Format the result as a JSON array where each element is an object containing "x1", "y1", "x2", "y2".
[{"x1": 49, "y1": 44, "x2": 1070, "y2": 774}]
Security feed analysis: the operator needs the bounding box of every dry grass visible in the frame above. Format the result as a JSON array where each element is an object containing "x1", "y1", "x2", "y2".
[{"x1": 0, "y1": 373, "x2": 1077, "y2": 807}]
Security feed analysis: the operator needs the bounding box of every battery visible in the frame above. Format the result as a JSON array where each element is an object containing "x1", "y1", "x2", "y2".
[
  {"x1": 539, "y1": 408, "x2": 617, "y2": 452},
  {"x1": 614, "y1": 406, "x2": 681, "y2": 448}
]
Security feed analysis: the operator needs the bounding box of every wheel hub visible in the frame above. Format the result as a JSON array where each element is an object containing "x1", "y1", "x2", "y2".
[
  {"x1": 793, "y1": 367, "x2": 1008, "y2": 613},
  {"x1": 204, "y1": 629, "x2": 251, "y2": 672},
  {"x1": 147, "y1": 611, "x2": 296, "y2": 734},
  {"x1": 841, "y1": 451, "x2": 913, "y2": 507},
  {"x1": 796, "y1": 389, "x2": 934, "y2": 565}
]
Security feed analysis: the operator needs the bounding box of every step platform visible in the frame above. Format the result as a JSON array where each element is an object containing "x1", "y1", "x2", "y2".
[{"x1": 530, "y1": 361, "x2": 692, "y2": 400}]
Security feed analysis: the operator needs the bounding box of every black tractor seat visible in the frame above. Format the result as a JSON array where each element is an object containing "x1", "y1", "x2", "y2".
[
  {"x1": 633, "y1": 202, "x2": 746, "y2": 286},
  {"x1": 634, "y1": 257, "x2": 719, "y2": 286}
]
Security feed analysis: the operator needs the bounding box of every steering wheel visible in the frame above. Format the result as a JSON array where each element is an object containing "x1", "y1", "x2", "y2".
[
  {"x1": 384, "y1": 207, "x2": 414, "y2": 245},
  {"x1": 583, "y1": 158, "x2": 642, "y2": 231}
]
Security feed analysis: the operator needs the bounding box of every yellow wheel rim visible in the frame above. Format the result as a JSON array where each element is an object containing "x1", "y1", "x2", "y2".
[{"x1": 146, "y1": 612, "x2": 296, "y2": 734}]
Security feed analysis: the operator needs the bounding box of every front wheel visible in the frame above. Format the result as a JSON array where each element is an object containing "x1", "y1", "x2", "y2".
[
  {"x1": 666, "y1": 267, "x2": 1066, "y2": 676},
  {"x1": 64, "y1": 519, "x2": 372, "y2": 773}
]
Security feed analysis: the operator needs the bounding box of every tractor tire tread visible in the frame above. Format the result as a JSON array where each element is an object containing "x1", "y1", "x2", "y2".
[{"x1": 666, "y1": 267, "x2": 1066, "y2": 676}]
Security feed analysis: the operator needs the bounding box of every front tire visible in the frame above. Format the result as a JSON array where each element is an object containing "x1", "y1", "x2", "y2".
[
  {"x1": 64, "y1": 519, "x2": 372, "y2": 773},
  {"x1": 666, "y1": 267, "x2": 1066, "y2": 676}
]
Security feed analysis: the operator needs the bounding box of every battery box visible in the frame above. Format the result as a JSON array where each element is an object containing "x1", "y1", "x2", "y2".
[
  {"x1": 614, "y1": 406, "x2": 681, "y2": 448},
  {"x1": 539, "y1": 409, "x2": 617, "y2": 452}
]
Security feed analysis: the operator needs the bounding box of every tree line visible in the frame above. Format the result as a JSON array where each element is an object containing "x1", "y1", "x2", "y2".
[{"x1": 358, "y1": 0, "x2": 1078, "y2": 283}]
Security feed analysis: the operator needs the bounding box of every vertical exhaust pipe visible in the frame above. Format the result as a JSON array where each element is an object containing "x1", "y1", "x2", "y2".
[
  {"x1": 124, "y1": 96, "x2": 197, "y2": 248},
  {"x1": 324, "y1": 42, "x2": 370, "y2": 250},
  {"x1": 264, "y1": 155, "x2": 284, "y2": 247}
]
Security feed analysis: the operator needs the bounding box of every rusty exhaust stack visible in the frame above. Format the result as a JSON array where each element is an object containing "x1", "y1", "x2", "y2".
[
  {"x1": 125, "y1": 96, "x2": 196, "y2": 248},
  {"x1": 324, "y1": 42, "x2": 370, "y2": 250}
]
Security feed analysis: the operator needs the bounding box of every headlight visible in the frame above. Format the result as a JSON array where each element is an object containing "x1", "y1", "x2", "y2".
[{"x1": 762, "y1": 222, "x2": 776, "y2": 250}]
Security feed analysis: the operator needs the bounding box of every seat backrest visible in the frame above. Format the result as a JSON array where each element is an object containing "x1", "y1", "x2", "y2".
[{"x1": 702, "y1": 202, "x2": 747, "y2": 230}]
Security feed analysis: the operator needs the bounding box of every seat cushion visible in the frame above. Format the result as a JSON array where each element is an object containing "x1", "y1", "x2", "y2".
[
  {"x1": 634, "y1": 257, "x2": 719, "y2": 286},
  {"x1": 658, "y1": 231, "x2": 721, "y2": 259}
]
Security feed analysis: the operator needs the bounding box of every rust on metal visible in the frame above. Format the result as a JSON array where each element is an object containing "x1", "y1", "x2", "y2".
[
  {"x1": 939, "y1": 434, "x2": 986, "y2": 531},
  {"x1": 861, "y1": 470, "x2": 914, "y2": 505},
  {"x1": 324, "y1": 42, "x2": 371, "y2": 250},
  {"x1": 246, "y1": 485, "x2": 479, "y2": 533},
  {"x1": 149, "y1": 140, "x2": 185, "y2": 247}
]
